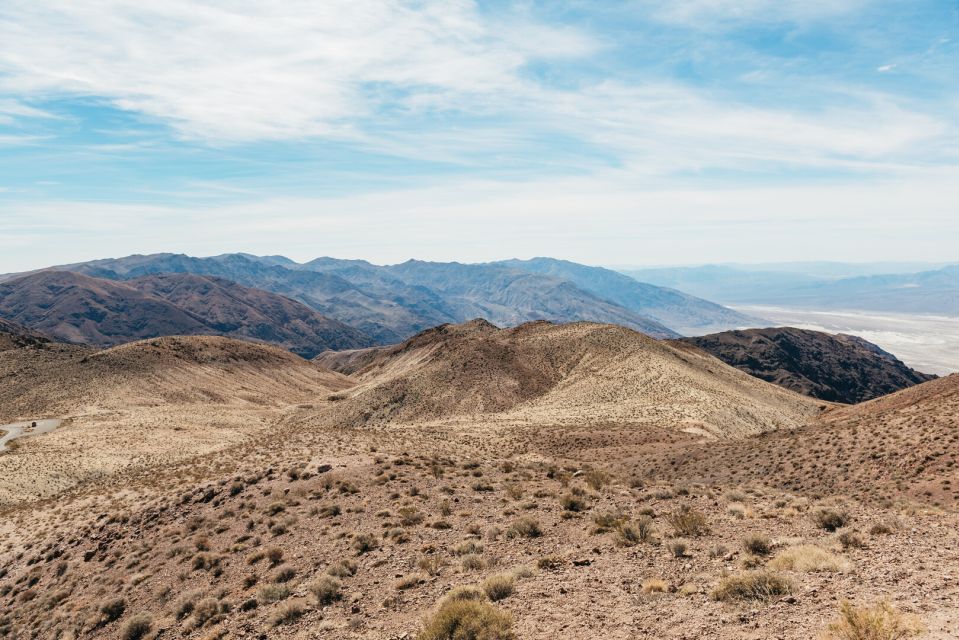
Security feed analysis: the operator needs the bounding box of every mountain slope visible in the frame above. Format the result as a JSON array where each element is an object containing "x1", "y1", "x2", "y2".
[
  {"x1": 497, "y1": 257, "x2": 760, "y2": 333},
  {"x1": 0, "y1": 317, "x2": 52, "y2": 351},
  {"x1": 0, "y1": 270, "x2": 375, "y2": 357},
  {"x1": 316, "y1": 319, "x2": 822, "y2": 437},
  {"x1": 680, "y1": 327, "x2": 936, "y2": 403},
  {"x1": 382, "y1": 260, "x2": 679, "y2": 338}
]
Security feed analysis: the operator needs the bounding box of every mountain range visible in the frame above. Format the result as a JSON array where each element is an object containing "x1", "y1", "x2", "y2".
[
  {"x1": 0, "y1": 253, "x2": 761, "y2": 345},
  {"x1": 625, "y1": 263, "x2": 959, "y2": 314}
]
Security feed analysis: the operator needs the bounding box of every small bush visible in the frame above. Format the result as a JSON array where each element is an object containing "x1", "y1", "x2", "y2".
[
  {"x1": 742, "y1": 534, "x2": 772, "y2": 556},
  {"x1": 812, "y1": 509, "x2": 850, "y2": 532},
  {"x1": 710, "y1": 571, "x2": 792, "y2": 602},
  {"x1": 839, "y1": 531, "x2": 865, "y2": 550},
  {"x1": 454, "y1": 541, "x2": 484, "y2": 557},
  {"x1": 667, "y1": 540, "x2": 688, "y2": 558},
  {"x1": 460, "y1": 554, "x2": 487, "y2": 571},
  {"x1": 768, "y1": 545, "x2": 850, "y2": 573},
  {"x1": 641, "y1": 578, "x2": 668, "y2": 594},
  {"x1": 583, "y1": 468, "x2": 610, "y2": 491},
  {"x1": 99, "y1": 597, "x2": 126, "y2": 622},
  {"x1": 326, "y1": 559, "x2": 357, "y2": 578},
  {"x1": 308, "y1": 576, "x2": 342, "y2": 605},
  {"x1": 353, "y1": 533, "x2": 379, "y2": 555},
  {"x1": 271, "y1": 600, "x2": 305, "y2": 626},
  {"x1": 481, "y1": 574, "x2": 515, "y2": 602},
  {"x1": 257, "y1": 584, "x2": 291, "y2": 603},
  {"x1": 821, "y1": 600, "x2": 923, "y2": 640},
  {"x1": 666, "y1": 506, "x2": 709, "y2": 537},
  {"x1": 441, "y1": 585, "x2": 486, "y2": 604},
  {"x1": 121, "y1": 613, "x2": 152, "y2": 640},
  {"x1": 560, "y1": 494, "x2": 587, "y2": 512},
  {"x1": 537, "y1": 556, "x2": 565, "y2": 570},
  {"x1": 417, "y1": 599, "x2": 515, "y2": 640},
  {"x1": 273, "y1": 564, "x2": 297, "y2": 583},
  {"x1": 506, "y1": 517, "x2": 542, "y2": 539},
  {"x1": 396, "y1": 573, "x2": 426, "y2": 590}
]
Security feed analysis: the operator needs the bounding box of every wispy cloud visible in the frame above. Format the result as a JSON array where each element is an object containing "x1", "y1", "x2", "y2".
[{"x1": 0, "y1": 1, "x2": 595, "y2": 142}]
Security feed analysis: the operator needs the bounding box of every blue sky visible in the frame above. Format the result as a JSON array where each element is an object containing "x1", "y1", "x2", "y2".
[{"x1": 0, "y1": 0, "x2": 957, "y2": 272}]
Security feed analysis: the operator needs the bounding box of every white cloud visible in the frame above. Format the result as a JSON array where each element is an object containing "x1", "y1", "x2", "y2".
[
  {"x1": 4, "y1": 167, "x2": 958, "y2": 272},
  {"x1": 641, "y1": 0, "x2": 872, "y2": 27},
  {"x1": 878, "y1": 64, "x2": 897, "y2": 72},
  {"x1": 0, "y1": 1, "x2": 595, "y2": 141}
]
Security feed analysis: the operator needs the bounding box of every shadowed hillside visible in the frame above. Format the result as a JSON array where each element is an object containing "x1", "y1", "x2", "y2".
[{"x1": 680, "y1": 327, "x2": 936, "y2": 403}]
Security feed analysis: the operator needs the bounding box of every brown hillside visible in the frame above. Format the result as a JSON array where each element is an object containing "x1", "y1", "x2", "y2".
[
  {"x1": 317, "y1": 320, "x2": 823, "y2": 437},
  {"x1": 680, "y1": 327, "x2": 935, "y2": 403}
]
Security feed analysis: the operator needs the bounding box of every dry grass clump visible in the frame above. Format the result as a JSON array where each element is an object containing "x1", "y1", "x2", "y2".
[
  {"x1": 441, "y1": 585, "x2": 486, "y2": 604},
  {"x1": 641, "y1": 578, "x2": 668, "y2": 594},
  {"x1": 271, "y1": 599, "x2": 306, "y2": 626},
  {"x1": 821, "y1": 600, "x2": 924, "y2": 640},
  {"x1": 326, "y1": 559, "x2": 357, "y2": 578},
  {"x1": 742, "y1": 534, "x2": 773, "y2": 556},
  {"x1": 257, "y1": 584, "x2": 291, "y2": 603},
  {"x1": 353, "y1": 532, "x2": 379, "y2": 554},
  {"x1": 615, "y1": 516, "x2": 655, "y2": 546},
  {"x1": 812, "y1": 508, "x2": 851, "y2": 532},
  {"x1": 710, "y1": 571, "x2": 793, "y2": 602},
  {"x1": 121, "y1": 613, "x2": 152, "y2": 640},
  {"x1": 666, "y1": 506, "x2": 709, "y2": 537},
  {"x1": 560, "y1": 494, "x2": 588, "y2": 512},
  {"x1": 768, "y1": 545, "x2": 851, "y2": 573},
  {"x1": 308, "y1": 576, "x2": 342, "y2": 605},
  {"x1": 667, "y1": 540, "x2": 688, "y2": 558},
  {"x1": 506, "y1": 517, "x2": 542, "y2": 539},
  {"x1": 481, "y1": 574, "x2": 515, "y2": 602},
  {"x1": 417, "y1": 599, "x2": 515, "y2": 640}
]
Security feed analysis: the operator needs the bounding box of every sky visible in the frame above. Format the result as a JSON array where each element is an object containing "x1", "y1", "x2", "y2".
[{"x1": 0, "y1": 0, "x2": 957, "y2": 272}]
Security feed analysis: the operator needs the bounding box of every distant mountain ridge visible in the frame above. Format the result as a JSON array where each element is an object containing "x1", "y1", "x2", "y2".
[
  {"x1": 625, "y1": 263, "x2": 959, "y2": 314},
  {"x1": 0, "y1": 270, "x2": 375, "y2": 357},
  {"x1": 680, "y1": 327, "x2": 936, "y2": 404},
  {"x1": 2, "y1": 253, "x2": 759, "y2": 342}
]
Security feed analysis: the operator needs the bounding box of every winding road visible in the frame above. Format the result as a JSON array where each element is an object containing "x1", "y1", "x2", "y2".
[{"x1": 0, "y1": 419, "x2": 62, "y2": 452}]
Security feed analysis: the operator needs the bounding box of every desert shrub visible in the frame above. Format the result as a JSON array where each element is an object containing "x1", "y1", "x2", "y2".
[
  {"x1": 812, "y1": 509, "x2": 850, "y2": 532},
  {"x1": 266, "y1": 547, "x2": 284, "y2": 566},
  {"x1": 399, "y1": 507, "x2": 425, "y2": 526},
  {"x1": 560, "y1": 494, "x2": 587, "y2": 512},
  {"x1": 504, "y1": 483, "x2": 524, "y2": 500},
  {"x1": 441, "y1": 585, "x2": 486, "y2": 604},
  {"x1": 121, "y1": 613, "x2": 152, "y2": 640},
  {"x1": 271, "y1": 600, "x2": 305, "y2": 626},
  {"x1": 353, "y1": 533, "x2": 379, "y2": 555},
  {"x1": 481, "y1": 574, "x2": 515, "y2": 602},
  {"x1": 460, "y1": 554, "x2": 487, "y2": 571},
  {"x1": 537, "y1": 556, "x2": 565, "y2": 570},
  {"x1": 174, "y1": 591, "x2": 202, "y2": 620},
  {"x1": 396, "y1": 573, "x2": 426, "y2": 590},
  {"x1": 417, "y1": 599, "x2": 515, "y2": 640},
  {"x1": 191, "y1": 598, "x2": 222, "y2": 627},
  {"x1": 822, "y1": 600, "x2": 923, "y2": 640},
  {"x1": 454, "y1": 541, "x2": 484, "y2": 557},
  {"x1": 869, "y1": 521, "x2": 897, "y2": 536},
  {"x1": 308, "y1": 575, "x2": 342, "y2": 605},
  {"x1": 710, "y1": 571, "x2": 792, "y2": 602},
  {"x1": 742, "y1": 534, "x2": 772, "y2": 556},
  {"x1": 418, "y1": 556, "x2": 448, "y2": 576},
  {"x1": 257, "y1": 584, "x2": 291, "y2": 603},
  {"x1": 768, "y1": 545, "x2": 850, "y2": 573},
  {"x1": 99, "y1": 597, "x2": 126, "y2": 622},
  {"x1": 666, "y1": 506, "x2": 709, "y2": 537},
  {"x1": 641, "y1": 578, "x2": 668, "y2": 594},
  {"x1": 839, "y1": 531, "x2": 866, "y2": 550},
  {"x1": 591, "y1": 511, "x2": 624, "y2": 533},
  {"x1": 667, "y1": 540, "x2": 688, "y2": 558},
  {"x1": 506, "y1": 517, "x2": 542, "y2": 539},
  {"x1": 272, "y1": 564, "x2": 297, "y2": 583},
  {"x1": 326, "y1": 559, "x2": 357, "y2": 578},
  {"x1": 583, "y1": 468, "x2": 610, "y2": 491}
]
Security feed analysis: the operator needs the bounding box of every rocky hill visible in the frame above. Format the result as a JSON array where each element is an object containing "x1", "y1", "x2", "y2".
[{"x1": 680, "y1": 327, "x2": 936, "y2": 403}]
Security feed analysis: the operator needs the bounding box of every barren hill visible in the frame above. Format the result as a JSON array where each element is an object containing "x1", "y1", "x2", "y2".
[
  {"x1": 0, "y1": 270, "x2": 374, "y2": 357},
  {"x1": 317, "y1": 320, "x2": 822, "y2": 437},
  {"x1": 0, "y1": 317, "x2": 51, "y2": 351},
  {"x1": 680, "y1": 327, "x2": 936, "y2": 403},
  {"x1": 607, "y1": 374, "x2": 959, "y2": 509}
]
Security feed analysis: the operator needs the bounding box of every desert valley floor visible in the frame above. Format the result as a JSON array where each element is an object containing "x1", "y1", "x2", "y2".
[{"x1": 0, "y1": 321, "x2": 957, "y2": 639}]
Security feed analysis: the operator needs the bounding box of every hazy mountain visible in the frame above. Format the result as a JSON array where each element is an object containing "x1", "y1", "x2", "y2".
[
  {"x1": 0, "y1": 271, "x2": 375, "y2": 357},
  {"x1": 21, "y1": 253, "x2": 687, "y2": 340},
  {"x1": 680, "y1": 327, "x2": 936, "y2": 404},
  {"x1": 624, "y1": 263, "x2": 959, "y2": 314},
  {"x1": 496, "y1": 257, "x2": 761, "y2": 333}
]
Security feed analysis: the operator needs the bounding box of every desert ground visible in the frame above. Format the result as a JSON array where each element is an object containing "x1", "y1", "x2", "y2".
[{"x1": 0, "y1": 322, "x2": 956, "y2": 639}]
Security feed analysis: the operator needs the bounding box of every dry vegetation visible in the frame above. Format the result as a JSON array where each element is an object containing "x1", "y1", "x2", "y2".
[{"x1": 0, "y1": 321, "x2": 957, "y2": 639}]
